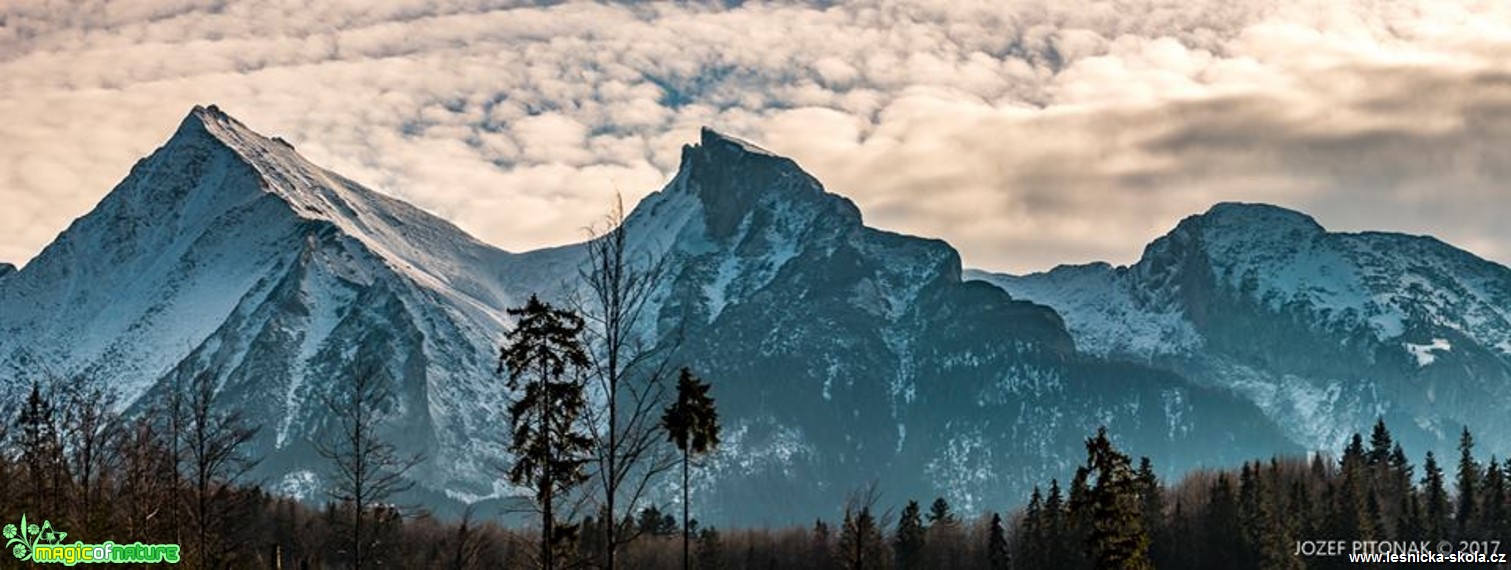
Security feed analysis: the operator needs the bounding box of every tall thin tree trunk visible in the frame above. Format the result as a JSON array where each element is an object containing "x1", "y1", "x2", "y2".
[
  {"x1": 607, "y1": 361, "x2": 616, "y2": 570},
  {"x1": 682, "y1": 449, "x2": 690, "y2": 570},
  {"x1": 541, "y1": 361, "x2": 554, "y2": 570},
  {"x1": 354, "y1": 391, "x2": 367, "y2": 570},
  {"x1": 606, "y1": 248, "x2": 621, "y2": 570}
]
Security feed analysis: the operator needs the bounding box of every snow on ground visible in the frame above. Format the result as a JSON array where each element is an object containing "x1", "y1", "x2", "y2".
[{"x1": 1405, "y1": 338, "x2": 1451, "y2": 367}]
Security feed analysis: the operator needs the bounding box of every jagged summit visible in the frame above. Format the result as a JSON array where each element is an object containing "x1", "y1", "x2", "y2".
[
  {"x1": 660, "y1": 126, "x2": 859, "y2": 240},
  {"x1": 698, "y1": 126, "x2": 780, "y2": 157},
  {"x1": 0, "y1": 262, "x2": 13, "y2": 279}
]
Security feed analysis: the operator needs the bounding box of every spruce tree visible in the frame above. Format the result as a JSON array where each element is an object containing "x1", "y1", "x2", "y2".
[
  {"x1": 1083, "y1": 427, "x2": 1152, "y2": 570},
  {"x1": 987, "y1": 512, "x2": 1010, "y2": 570},
  {"x1": 893, "y1": 500, "x2": 925, "y2": 570},
  {"x1": 1337, "y1": 435, "x2": 1375, "y2": 542},
  {"x1": 662, "y1": 367, "x2": 720, "y2": 570},
  {"x1": 838, "y1": 506, "x2": 884, "y2": 570},
  {"x1": 1389, "y1": 442, "x2": 1414, "y2": 505},
  {"x1": 811, "y1": 519, "x2": 834, "y2": 569},
  {"x1": 927, "y1": 496, "x2": 956, "y2": 526},
  {"x1": 1135, "y1": 457, "x2": 1162, "y2": 527},
  {"x1": 1044, "y1": 478, "x2": 1065, "y2": 551},
  {"x1": 1483, "y1": 458, "x2": 1508, "y2": 541},
  {"x1": 1238, "y1": 462, "x2": 1264, "y2": 561},
  {"x1": 1368, "y1": 418, "x2": 1393, "y2": 467},
  {"x1": 499, "y1": 294, "x2": 594, "y2": 570},
  {"x1": 1018, "y1": 487, "x2": 1043, "y2": 569},
  {"x1": 695, "y1": 527, "x2": 725, "y2": 570},
  {"x1": 1206, "y1": 473, "x2": 1242, "y2": 569},
  {"x1": 1457, "y1": 426, "x2": 1480, "y2": 536},
  {"x1": 1397, "y1": 493, "x2": 1426, "y2": 544},
  {"x1": 1066, "y1": 467, "x2": 1095, "y2": 569},
  {"x1": 16, "y1": 381, "x2": 63, "y2": 515},
  {"x1": 1422, "y1": 451, "x2": 1451, "y2": 540}
]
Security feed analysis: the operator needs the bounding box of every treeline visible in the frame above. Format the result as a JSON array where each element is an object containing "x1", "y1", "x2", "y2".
[
  {"x1": 3, "y1": 373, "x2": 1506, "y2": 570},
  {"x1": 1014, "y1": 420, "x2": 1511, "y2": 570}
]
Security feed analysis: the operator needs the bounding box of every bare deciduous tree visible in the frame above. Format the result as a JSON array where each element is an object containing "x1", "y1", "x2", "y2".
[
  {"x1": 182, "y1": 370, "x2": 260, "y2": 567},
  {"x1": 574, "y1": 195, "x2": 682, "y2": 569},
  {"x1": 314, "y1": 366, "x2": 425, "y2": 570}
]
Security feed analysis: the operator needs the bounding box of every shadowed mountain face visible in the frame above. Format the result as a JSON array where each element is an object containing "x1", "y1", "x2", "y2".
[
  {"x1": 0, "y1": 108, "x2": 1297, "y2": 524},
  {"x1": 972, "y1": 203, "x2": 1511, "y2": 463}
]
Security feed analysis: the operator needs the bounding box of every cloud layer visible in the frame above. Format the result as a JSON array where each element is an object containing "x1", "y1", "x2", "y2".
[{"x1": 3, "y1": 0, "x2": 1511, "y2": 273}]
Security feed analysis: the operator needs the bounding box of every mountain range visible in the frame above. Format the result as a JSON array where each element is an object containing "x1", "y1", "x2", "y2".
[{"x1": 1, "y1": 106, "x2": 1504, "y2": 524}]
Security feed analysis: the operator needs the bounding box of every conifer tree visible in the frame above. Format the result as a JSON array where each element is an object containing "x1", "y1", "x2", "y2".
[
  {"x1": 1367, "y1": 418, "x2": 1393, "y2": 467},
  {"x1": 1066, "y1": 466, "x2": 1095, "y2": 569},
  {"x1": 1457, "y1": 426, "x2": 1480, "y2": 536},
  {"x1": 987, "y1": 512, "x2": 1010, "y2": 570},
  {"x1": 838, "y1": 506, "x2": 884, "y2": 570},
  {"x1": 1389, "y1": 442, "x2": 1414, "y2": 504},
  {"x1": 1257, "y1": 467, "x2": 1302, "y2": 570},
  {"x1": 1206, "y1": 473, "x2": 1242, "y2": 569},
  {"x1": 811, "y1": 519, "x2": 834, "y2": 569},
  {"x1": 1044, "y1": 478, "x2": 1066, "y2": 561},
  {"x1": 1239, "y1": 462, "x2": 1263, "y2": 559},
  {"x1": 1310, "y1": 453, "x2": 1330, "y2": 482},
  {"x1": 1017, "y1": 487, "x2": 1043, "y2": 569},
  {"x1": 16, "y1": 381, "x2": 63, "y2": 515},
  {"x1": 1083, "y1": 427, "x2": 1152, "y2": 569},
  {"x1": 662, "y1": 368, "x2": 720, "y2": 569},
  {"x1": 1423, "y1": 451, "x2": 1451, "y2": 540},
  {"x1": 1336, "y1": 435, "x2": 1375, "y2": 542},
  {"x1": 695, "y1": 527, "x2": 724, "y2": 570},
  {"x1": 1483, "y1": 458, "x2": 1508, "y2": 541},
  {"x1": 499, "y1": 294, "x2": 594, "y2": 570},
  {"x1": 1397, "y1": 492, "x2": 1426, "y2": 544},
  {"x1": 893, "y1": 500, "x2": 925, "y2": 570},
  {"x1": 1135, "y1": 457, "x2": 1162, "y2": 533},
  {"x1": 927, "y1": 497, "x2": 955, "y2": 526}
]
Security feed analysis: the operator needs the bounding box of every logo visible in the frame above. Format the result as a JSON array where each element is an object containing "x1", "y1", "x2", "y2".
[{"x1": 4, "y1": 514, "x2": 180, "y2": 565}]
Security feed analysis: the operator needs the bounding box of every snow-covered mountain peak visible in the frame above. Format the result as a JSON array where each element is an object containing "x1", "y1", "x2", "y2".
[
  {"x1": 1175, "y1": 202, "x2": 1324, "y2": 251},
  {"x1": 667, "y1": 126, "x2": 861, "y2": 244},
  {"x1": 699, "y1": 126, "x2": 779, "y2": 157},
  {"x1": 1196, "y1": 201, "x2": 1323, "y2": 230}
]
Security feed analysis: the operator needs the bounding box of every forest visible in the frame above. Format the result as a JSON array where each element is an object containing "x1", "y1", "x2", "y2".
[{"x1": 2, "y1": 364, "x2": 1507, "y2": 570}]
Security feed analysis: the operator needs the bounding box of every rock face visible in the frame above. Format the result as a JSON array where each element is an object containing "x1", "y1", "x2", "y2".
[
  {"x1": 625, "y1": 130, "x2": 1293, "y2": 522},
  {"x1": 0, "y1": 109, "x2": 1297, "y2": 524},
  {"x1": 0, "y1": 105, "x2": 522, "y2": 504},
  {"x1": 972, "y1": 202, "x2": 1511, "y2": 460}
]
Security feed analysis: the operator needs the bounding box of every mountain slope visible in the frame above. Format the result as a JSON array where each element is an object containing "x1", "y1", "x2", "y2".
[
  {"x1": 971, "y1": 202, "x2": 1511, "y2": 457},
  {"x1": 598, "y1": 131, "x2": 1295, "y2": 522},
  {"x1": 0, "y1": 105, "x2": 522, "y2": 501},
  {"x1": 0, "y1": 111, "x2": 1297, "y2": 524}
]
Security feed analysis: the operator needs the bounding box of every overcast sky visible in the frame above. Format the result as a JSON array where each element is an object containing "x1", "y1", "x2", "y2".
[{"x1": 3, "y1": 0, "x2": 1511, "y2": 273}]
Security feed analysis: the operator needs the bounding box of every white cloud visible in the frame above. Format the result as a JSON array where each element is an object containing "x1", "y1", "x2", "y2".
[{"x1": 2, "y1": 0, "x2": 1511, "y2": 274}]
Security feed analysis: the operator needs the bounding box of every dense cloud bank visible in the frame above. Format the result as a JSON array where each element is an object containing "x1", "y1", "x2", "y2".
[{"x1": 3, "y1": 0, "x2": 1510, "y2": 272}]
